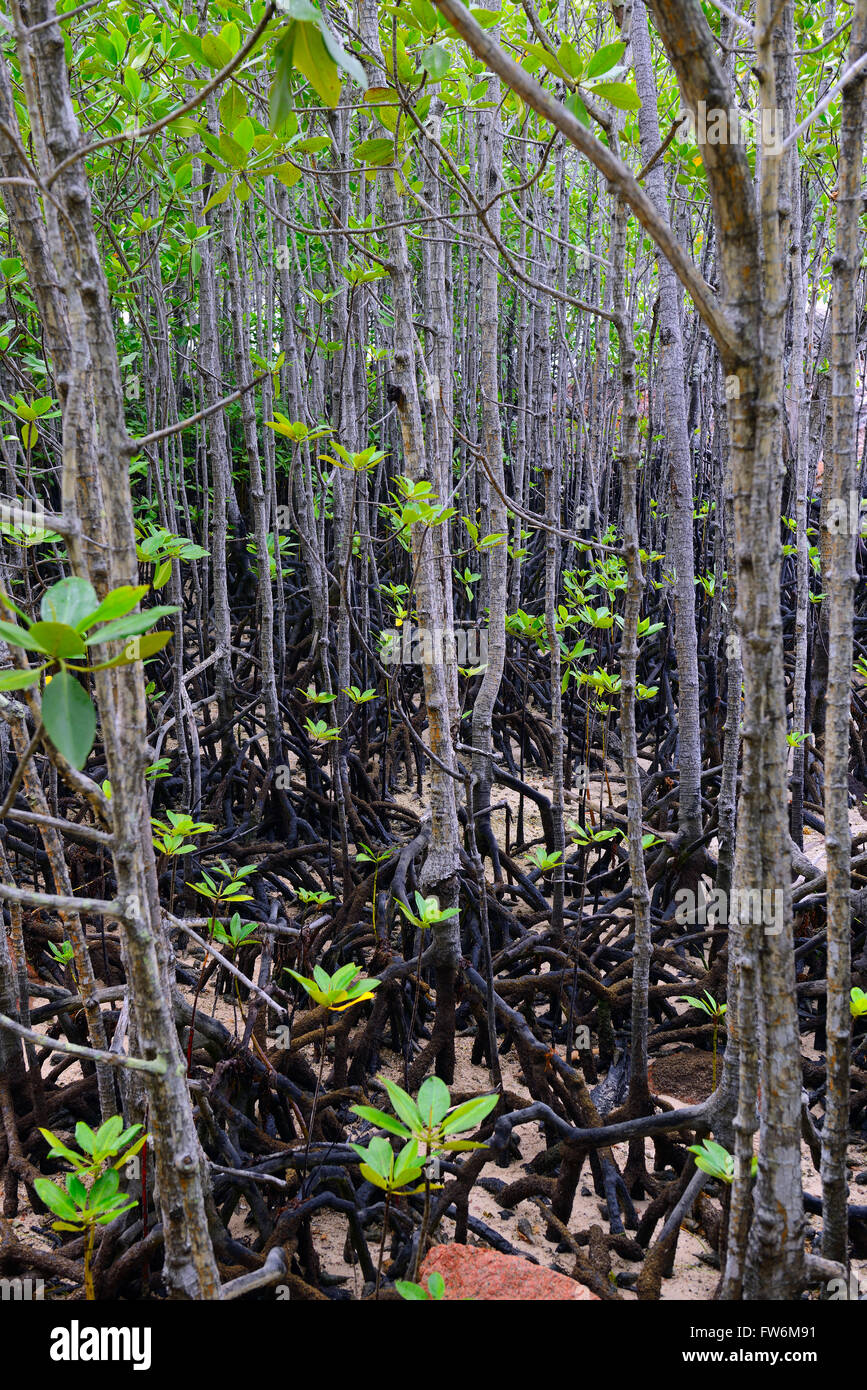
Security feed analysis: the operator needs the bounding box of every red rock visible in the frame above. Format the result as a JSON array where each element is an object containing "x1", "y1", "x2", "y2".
[{"x1": 420, "y1": 1243, "x2": 600, "y2": 1301}]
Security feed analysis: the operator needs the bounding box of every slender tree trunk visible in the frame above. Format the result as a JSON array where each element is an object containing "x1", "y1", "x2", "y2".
[{"x1": 820, "y1": 0, "x2": 867, "y2": 1268}]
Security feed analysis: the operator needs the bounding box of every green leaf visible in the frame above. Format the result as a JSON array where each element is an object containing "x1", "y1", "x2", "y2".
[
  {"x1": 34, "y1": 1178, "x2": 79, "y2": 1220},
  {"x1": 318, "y1": 20, "x2": 367, "y2": 91},
  {"x1": 395, "y1": 1279, "x2": 428, "y2": 1299},
  {"x1": 420, "y1": 43, "x2": 450, "y2": 80},
  {"x1": 123, "y1": 66, "x2": 142, "y2": 101},
  {"x1": 275, "y1": 0, "x2": 321, "y2": 17},
  {"x1": 358, "y1": 1162, "x2": 388, "y2": 1190},
  {"x1": 90, "y1": 1168, "x2": 120, "y2": 1204},
  {"x1": 75, "y1": 1122, "x2": 96, "y2": 1154},
  {"x1": 377, "y1": 1074, "x2": 423, "y2": 1133},
  {"x1": 349, "y1": 1104, "x2": 411, "y2": 1139},
  {"x1": 270, "y1": 29, "x2": 297, "y2": 133},
  {"x1": 295, "y1": 135, "x2": 331, "y2": 154},
  {"x1": 273, "y1": 162, "x2": 303, "y2": 188},
  {"x1": 201, "y1": 32, "x2": 233, "y2": 68},
  {"x1": 410, "y1": 0, "x2": 438, "y2": 32},
  {"x1": 233, "y1": 117, "x2": 255, "y2": 156},
  {"x1": 41, "y1": 577, "x2": 98, "y2": 627},
  {"x1": 356, "y1": 1134, "x2": 393, "y2": 1177},
  {"x1": 441, "y1": 1092, "x2": 498, "y2": 1134},
  {"x1": 851, "y1": 987, "x2": 867, "y2": 1018},
  {"x1": 354, "y1": 137, "x2": 394, "y2": 166},
  {"x1": 393, "y1": 1138, "x2": 422, "y2": 1182},
  {"x1": 94, "y1": 1116, "x2": 124, "y2": 1150},
  {"x1": 556, "y1": 37, "x2": 583, "y2": 81},
  {"x1": 88, "y1": 629, "x2": 172, "y2": 670},
  {"x1": 77, "y1": 585, "x2": 149, "y2": 632},
  {"x1": 417, "y1": 1075, "x2": 450, "y2": 1126},
  {"x1": 219, "y1": 85, "x2": 247, "y2": 128},
  {"x1": 219, "y1": 131, "x2": 248, "y2": 168},
  {"x1": 203, "y1": 180, "x2": 234, "y2": 214},
  {"x1": 589, "y1": 81, "x2": 641, "y2": 111},
  {"x1": 0, "y1": 618, "x2": 49, "y2": 653},
  {"x1": 84, "y1": 606, "x2": 178, "y2": 646},
  {"x1": 38, "y1": 1128, "x2": 88, "y2": 1168},
  {"x1": 0, "y1": 666, "x2": 44, "y2": 689},
  {"x1": 152, "y1": 559, "x2": 173, "y2": 590},
  {"x1": 563, "y1": 90, "x2": 590, "y2": 126},
  {"x1": 41, "y1": 671, "x2": 97, "y2": 770},
  {"x1": 27, "y1": 622, "x2": 86, "y2": 659},
  {"x1": 284, "y1": 966, "x2": 317, "y2": 997},
  {"x1": 330, "y1": 962, "x2": 361, "y2": 993},
  {"x1": 67, "y1": 1173, "x2": 87, "y2": 1207},
  {"x1": 363, "y1": 86, "x2": 398, "y2": 132},
  {"x1": 292, "y1": 20, "x2": 340, "y2": 107},
  {"x1": 586, "y1": 41, "x2": 626, "y2": 80}
]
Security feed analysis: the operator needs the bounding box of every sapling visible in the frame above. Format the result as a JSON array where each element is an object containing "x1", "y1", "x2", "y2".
[
  {"x1": 151, "y1": 809, "x2": 215, "y2": 914},
  {"x1": 395, "y1": 893, "x2": 460, "y2": 1086},
  {"x1": 687, "y1": 1138, "x2": 757, "y2": 1185},
  {"x1": 351, "y1": 1073, "x2": 497, "y2": 1281},
  {"x1": 46, "y1": 938, "x2": 74, "y2": 971},
  {"x1": 0, "y1": 577, "x2": 177, "y2": 769},
  {"x1": 186, "y1": 861, "x2": 256, "y2": 1071},
  {"x1": 349, "y1": 1134, "x2": 427, "y2": 1297},
  {"x1": 35, "y1": 1117, "x2": 147, "y2": 1299},
  {"x1": 850, "y1": 987, "x2": 867, "y2": 1019},
  {"x1": 211, "y1": 912, "x2": 260, "y2": 1029},
  {"x1": 395, "y1": 1271, "x2": 446, "y2": 1300},
  {"x1": 677, "y1": 990, "x2": 727, "y2": 1087},
  {"x1": 286, "y1": 964, "x2": 381, "y2": 1175},
  {"x1": 526, "y1": 846, "x2": 564, "y2": 876},
  {"x1": 355, "y1": 843, "x2": 392, "y2": 938},
  {"x1": 295, "y1": 886, "x2": 336, "y2": 914}
]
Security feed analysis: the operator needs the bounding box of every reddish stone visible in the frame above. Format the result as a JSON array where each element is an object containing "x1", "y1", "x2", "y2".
[{"x1": 420, "y1": 1243, "x2": 600, "y2": 1301}]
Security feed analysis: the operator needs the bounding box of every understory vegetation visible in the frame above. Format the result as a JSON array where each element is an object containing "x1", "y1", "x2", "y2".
[{"x1": 0, "y1": 0, "x2": 866, "y2": 1310}]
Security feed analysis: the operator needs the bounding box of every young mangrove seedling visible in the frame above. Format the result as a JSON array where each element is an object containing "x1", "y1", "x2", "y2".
[
  {"x1": 35, "y1": 1117, "x2": 147, "y2": 1300},
  {"x1": 687, "y1": 1138, "x2": 757, "y2": 1186},
  {"x1": 395, "y1": 894, "x2": 460, "y2": 1085},
  {"x1": 186, "y1": 860, "x2": 256, "y2": 1071},
  {"x1": 677, "y1": 990, "x2": 727, "y2": 1087},
  {"x1": 349, "y1": 1134, "x2": 428, "y2": 1297},
  {"x1": 395, "y1": 1271, "x2": 446, "y2": 1301},
  {"x1": 352, "y1": 1074, "x2": 497, "y2": 1280},
  {"x1": 286, "y1": 964, "x2": 381, "y2": 1179}
]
